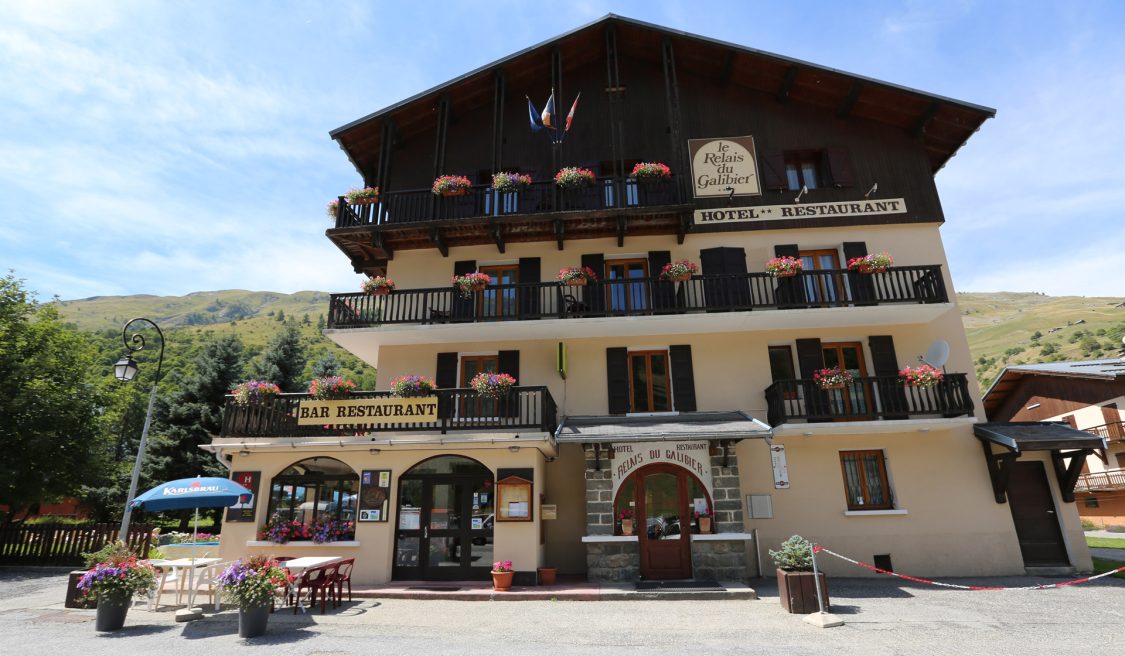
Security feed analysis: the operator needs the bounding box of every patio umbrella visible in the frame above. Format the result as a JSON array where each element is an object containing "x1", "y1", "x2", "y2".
[{"x1": 131, "y1": 476, "x2": 252, "y2": 614}]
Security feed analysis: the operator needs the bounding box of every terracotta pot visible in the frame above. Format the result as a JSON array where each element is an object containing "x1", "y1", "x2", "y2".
[
  {"x1": 698, "y1": 516, "x2": 712, "y2": 533},
  {"x1": 776, "y1": 569, "x2": 829, "y2": 614},
  {"x1": 351, "y1": 197, "x2": 378, "y2": 205},
  {"x1": 819, "y1": 383, "x2": 847, "y2": 391},
  {"x1": 441, "y1": 188, "x2": 469, "y2": 197},
  {"x1": 773, "y1": 270, "x2": 799, "y2": 278},
  {"x1": 491, "y1": 570, "x2": 514, "y2": 591},
  {"x1": 857, "y1": 264, "x2": 886, "y2": 274},
  {"x1": 621, "y1": 518, "x2": 634, "y2": 536},
  {"x1": 564, "y1": 278, "x2": 588, "y2": 287},
  {"x1": 665, "y1": 273, "x2": 692, "y2": 283},
  {"x1": 537, "y1": 567, "x2": 557, "y2": 586},
  {"x1": 369, "y1": 287, "x2": 391, "y2": 296}
]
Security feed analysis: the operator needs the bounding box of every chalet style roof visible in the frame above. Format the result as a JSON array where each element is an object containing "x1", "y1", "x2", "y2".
[
  {"x1": 974, "y1": 422, "x2": 1107, "y2": 453},
  {"x1": 331, "y1": 13, "x2": 995, "y2": 175},
  {"x1": 982, "y1": 357, "x2": 1125, "y2": 415},
  {"x1": 555, "y1": 411, "x2": 772, "y2": 443}
]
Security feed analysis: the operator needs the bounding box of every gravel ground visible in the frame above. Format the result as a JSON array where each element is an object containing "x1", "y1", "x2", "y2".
[{"x1": 2, "y1": 569, "x2": 1123, "y2": 655}]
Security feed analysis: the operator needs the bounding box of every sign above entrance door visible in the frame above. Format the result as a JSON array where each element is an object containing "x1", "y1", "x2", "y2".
[
  {"x1": 687, "y1": 136, "x2": 762, "y2": 198},
  {"x1": 611, "y1": 441, "x2": 713, "y2": 498},
  {"x1": 296, "y1": 397, "x2": 439, "y2": 425},
  {"x1": 693, "y1": 198, "x2": 908, "y2": 225}
]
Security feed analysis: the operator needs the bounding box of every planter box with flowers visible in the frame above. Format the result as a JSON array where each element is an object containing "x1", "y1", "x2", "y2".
[
  {"x1": 491, "y1": 560, "x2": 514, "y2": 591},
  {"x1": 555, "y1": 166, "x2": 600, "y2": 210},
  {"x1": 847, "y1": 251, "x2": 894, "y2": 274},
  {"x1": 813, "y1": 367, "x2": 853, "y2": 391},
  {"x1": 390, "y1": 375, "x2": 437, "y2": 398},
  {"x1": 259, "y1": 514, "x2": 356, "y2": 544},
  {"x1": 557, "y1": 266, "x2": 598, "y2": 287},
  {"x1": 766, "y1": 256, "x2": 804, "y2": 278},
  {"x1": 232, "y1": 380, "x2": 281, "y2": 406},
  {"x1": 433, "y1": 174, "x2": 473, "y2": 197},
  {"x1": 361, "y1": 275, "x2": 395, "y2": 296},
  {"x1": 899, "y1": 364, "x2": 944, "y2": 388},
  {"x1": 554, "y1": 166, "x2": 596, "y2": 189},
  {"x1": 492, "y1": 171, "x2": 532, "y2": 194},
  {"x1": 660, "y1": 259, "x2": 699, "y2": 283},
  {"x1": 630, "y1": 161, "x2": 672, "y2": 183},
  {"x1": 346, "y1": 186, "x2": 380, "y2": 205},
  {"x1": 452, "y1": 272, "x2": 491, "y2": 299},
  {"x1": 471, "y1": 372, "x2": 516, "y2": 398},
  {"x1": 308, "y1": 376, "x2": 356, "y2": 400},
  {"x1": 216, "y1": 556, "x2": 291, "y2": 638},
  {"x1": 76, "y1": 544, "x2": 158, "y2": 632},
  {"x1": 770, "y1": 535, "x2": 829, "y2": 614}
]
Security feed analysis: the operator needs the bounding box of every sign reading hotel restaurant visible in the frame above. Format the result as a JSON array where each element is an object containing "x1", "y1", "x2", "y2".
[
  {"x1": 296, "y1": 397, "x2": 439, "y2": 426},
  {"x1": 687, "y1": 136, "x2": 761, "y2": 198},
  {"x1": 611, "y1": 441, "x2": 713, "y2": 498},
  {"x1": 694, "y1": 198, "x2": 908, "y2": 225}
]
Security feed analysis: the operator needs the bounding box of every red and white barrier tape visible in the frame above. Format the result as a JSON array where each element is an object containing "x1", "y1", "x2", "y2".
[{"x1": 813, "y1": 545, "x2": 1125, "y2": 590}]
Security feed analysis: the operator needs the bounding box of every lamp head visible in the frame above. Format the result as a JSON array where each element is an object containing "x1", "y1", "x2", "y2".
[{"x1": 114, "y1": 355, "x2": 138, "y2": 382}]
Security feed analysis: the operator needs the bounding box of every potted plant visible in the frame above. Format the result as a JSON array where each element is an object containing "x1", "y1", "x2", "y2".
[
  {"x1": 432, "y1": 174, "x2": 472, "y2": 197},
  {"x1": 492, "y1": 171, "x2": 532, "y2": 193},
  {"x1": 659, "y1": 259, "x2": 699, "y2": 282},
  {"x1": 491, "y1": 560, "x2": 515, "y2": 591},
  {"x1": 900, "y1": 364, "x2": 944, "y2": 388},
  {"x1": 618, "y1": 508, "x2": 635, "y2": 536},
  {"x1": 231, "y1": 380, "x2": 281, "y2": 406},
  {"x1": 361, "y1": 276, "x2": 395, "y2": 296},
  {"x1": 216, "y1": 556, "x2": 291, "y2": 638},
  {"x1": 554, "y1": 166, "x2": 596, "y2": 189},
  {"x1": 470, "y1": 372, "x2": 516, "y2": 398},
  {"x1": 76, "y1": 543, "x2": 157, "y2": 632},
  {"x1": 308, "y1": 376, "x2": 356, "y2": 400},
  {"x1": 630, "y1": 161, "x2": 672, "y2": 183},
  {"x1": 766, "y1": 256, "x2": 803, "y2": 278},
  {"x1": 695, "y1": 510, "x2": 713, "y2": 534},
  {"x1": 309, "y1": 518, "x2": 355, "y2": 543},
  {"x1": 556, "y1": 266, "x2": 598, "y2": 286},
  {"x1": 536, "y1": 566, "x2": 558, "y2": 586},
  {"x1": 259, "y1": 514, "x2": 311, "y2": 543},
  {"x1": 452, "y1": 272, "x2": 491, "y2": 298},
  {"x1": 847, "y1": 251, "x2": 893, "y2": 274},
  {"x1": 390, "y1": 375, "x2": 437, "y2": 398},
  {"x1": 769, "y1": 535, "x2": 829, "y2": 614},
  {"x1": 345, "y1": 187, "x2": 380, "y2": 205},
  {"x1": 813, "y1": 367, "x2": 854, "y2": 390},
  {"x1": 326, "y1": 199, "x2": 340, "y2": 220}
]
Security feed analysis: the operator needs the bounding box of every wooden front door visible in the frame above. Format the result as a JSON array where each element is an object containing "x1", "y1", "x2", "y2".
[
  {"x1": 637, "y1": 466, "x2": 692, "y2": 579},
  {"x1": 1008, "y1": 461, "x2": 1069, "y2": 566},
  {"x1": 478, "y1": 265, "x2": 519, "y2": 320},
  {"x1": 799, "y1": 249, "x2": 844, "y2": 306},
  {"x1": 821, "y1": 341, "x2": 873, "y2": 419}
]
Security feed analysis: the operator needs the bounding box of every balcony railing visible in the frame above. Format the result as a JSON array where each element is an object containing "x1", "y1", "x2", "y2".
[
  {"x1": 220, "y1": 387, "x2": 557, "y2": 438},
  {"x1": 327, "y1": 265, "x2": 947, "y2": 328},
  {"x1": 332, "y1": 176, "x2": 683, "y2": 228},
  {"x1": 765, "y1": 374, "x2": 973, "y2": 426},
  {"x1": 1085, "y1": 421, "x2": 1125, "y2": 443},
  {"x1": 1075, "y1": 468, "x2": 1125, "y2": 493}
]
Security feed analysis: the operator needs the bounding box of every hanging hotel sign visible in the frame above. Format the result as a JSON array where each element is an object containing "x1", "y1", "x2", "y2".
[
  {"x1": 611, "y1": 441, "x2": 713, "y2": 498},
  {"x1": 688, "y1": 136, "x2": 762, "y2": 198},
  {"x1": 770, "y1": 444, "x2": 790, "y2": 490},
  {"x1": 296, "y1": 397, "x2": 439, "y2": 425},
  {"x1": 693, "y1": 198, "x2": 908, "y2": 225}
]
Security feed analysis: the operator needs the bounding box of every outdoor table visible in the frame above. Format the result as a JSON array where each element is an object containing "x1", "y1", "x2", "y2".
[{"x1": 280, "y1": 556, "x2": 343, "y2": 613}]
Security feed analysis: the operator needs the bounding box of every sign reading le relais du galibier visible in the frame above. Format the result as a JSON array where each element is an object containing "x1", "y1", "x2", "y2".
[
  {"x1": 296, "y1": 397, "x2": 439, "y2": 426},
  {"x1": 688, "y1": 136, "x2": 762, "y2": 199}
]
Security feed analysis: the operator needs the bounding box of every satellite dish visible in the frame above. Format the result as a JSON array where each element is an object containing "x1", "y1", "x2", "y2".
[{"x1": 920, "y1": 340, "x2": 950, "y2": 368}]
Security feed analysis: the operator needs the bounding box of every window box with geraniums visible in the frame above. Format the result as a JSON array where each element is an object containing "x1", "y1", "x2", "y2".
[
  {"x1": 630, "y1": 161, "x2": 672, "y2": 183},
  {"x1": 308, "y1": 376, "x2": 356, "y2": 400},
  {"x1": 232, "y1": 380, "x2": 281, "y2": 406},
  {"x1": 847, "y1": 251, "x2": 893, "y2": 274},
  {"x1": 309, "y1": 518, "x2": 355, "y2": 543},
  {"x1": 766, "y1": 256, "x2": 803, "y2": 278},
  {"x1": 813, "y1": 367, "x2": 853, "y2": 390},
  {"x1": 361, "y1": 275, "x2": 395, "y2": 296},
  {"x1": 470, "y1": 372, "x2": 516, "y2": 398},
  {"x1": 491, "y1": 559, "x2": 514, "y2": 591},
  {"x1": 899, "y1": 364, "x2": 944, "y2": 388},
  {"x1": 76, "y1": 544, "x2": 157, "y2": 632},
  {"x1": 216, "y1": 556, "x2": 292, "y2": 638},
  {"x1": 557, "y1": 266, "x2": 598, "y2": 287},
  {"x1": 390, "y1": 375, "x2": 437, "y2": 398},
  {"x1": 492, "y1": 171, "x2": 532, "y2": 193},
  {"x1": 452, "y1": 272, "x2": 491, "y2": 298},
  {"x1": 432, "y1": 174, "x2": 472, "y2": 197},
  {"x1": 660, "y1": 259, "x2": 699, "y2": 282},
  {"x1": 345, "y1": 186, "x2": 380, "y2": 205},
  {"x1": 259, "y1": 514, "x2": 311, "y2": 543},
  {"x1": 769, "y1": 534, "x2": 829, "y2": 614},
  {"x1": 554, "y1": 166, "x2": 596, "y2": 189},
  {"x1": 618, "y1": 508, "x2": 635, "y2": 536}
]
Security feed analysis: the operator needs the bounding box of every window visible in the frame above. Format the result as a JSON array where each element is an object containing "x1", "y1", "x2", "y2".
[
  {"x1": 605, "y1": 259, "x2": 650, "y2": 313},
  {"x1": 460, "y1": 354, "x2": 499, "y2": 417},
  {"x1": 478, "y1": 265, "x2": 519, "y2": 319},
  {"x1": 629, "y1": 350, "x2": 672, "y2": 413},
  {"x1": 785, "y1": 152, "x2": 821, "y2": 191},
  {"x1": 768, "y1": 345, "x2": 797, "y2": 400},
  {"x1": 799, "y1": 249, "x2": 843, "y2": 305},
  {"x1": 267, "y1": 457, "x2": 359, "y2": 527},
  {"x1": 839, "y1": 450, "x2": 893, "y2": 510},
  {"x1": 822, "y1": 342, "x2": 872, "y2": 418},
  {"x1": 1084, "y1": 497, "x2": 1100, "y2": 508}
]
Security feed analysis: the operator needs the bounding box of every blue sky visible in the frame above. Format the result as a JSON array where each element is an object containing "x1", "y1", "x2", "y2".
[{"x1": 1, "y1": 0, "x2": 1122, "y2": 300}]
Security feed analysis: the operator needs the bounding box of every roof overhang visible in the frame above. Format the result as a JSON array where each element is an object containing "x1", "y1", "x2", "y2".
[
  {"x1": 975, "y1": 422, "x2": 1106, "y2": 505},
  {"x1": 555, "y1": 411, "x2": 772, "y2": 444}
]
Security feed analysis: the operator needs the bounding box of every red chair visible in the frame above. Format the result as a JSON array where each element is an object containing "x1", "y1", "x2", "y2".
[
  {"x1": 332, "y1": 558, "x2": 355, "y2": 607},
  {"x1": 294, "y1": 564, "x2": 338, "y2": 614}
]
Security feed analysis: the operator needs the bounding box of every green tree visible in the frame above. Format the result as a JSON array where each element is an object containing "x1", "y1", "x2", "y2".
[
  {"x1": 1030, "y1": 330, "x2": 1042, "y2": 342},
  {"x1": 316, "y1": 314, "x2": 326, "y2": 330},
  {"x1": 275, "y1": 309, "x2": 286, "y2": 322},
  {"x1": 250, "y1": 322, "x2": 306, "y2": 392},
  {"x1": 311, "y1": 352, "x2": 340, "y2": 378},
  {"x1": 0, "y1": 274, "x2": 111, "y2": 525},
  {"x1": 1040, "y1": 343, "x2": 1058, "y2": 356}
]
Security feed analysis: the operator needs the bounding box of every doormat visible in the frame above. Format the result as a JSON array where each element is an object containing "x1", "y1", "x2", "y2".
[
  {"x1": 635, "y1": 580, "x2": 724, "y2": 592},
  {"x1": 405, "y1": 586, "x2": 464, "y2": 592}
]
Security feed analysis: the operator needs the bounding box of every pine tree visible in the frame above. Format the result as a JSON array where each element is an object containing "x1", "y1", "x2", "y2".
[
  {"x1": 275, "y1": 309, "x2": 286, "y2": 322},
  {"x1": 251, "y1": 322, "x2": 306, "y2": 392},
  {"x1": 316, "y1": 314, "x2": 326, "y2": 330},
  {"x1": 311, "y1": 352, "x2": 340, "y2": 378}
]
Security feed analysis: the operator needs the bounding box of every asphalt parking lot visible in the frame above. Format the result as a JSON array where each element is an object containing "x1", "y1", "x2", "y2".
[{"x1": 2, "y1": 569, "x2": 1122, "y2": 655}]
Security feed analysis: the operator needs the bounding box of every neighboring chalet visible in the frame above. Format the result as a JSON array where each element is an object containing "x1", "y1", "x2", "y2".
[
  {"x1": 206, "y1": 15, "x2": 1096, "y2": 586},
  {"x1": 984, "y1": 358, "x2": 1125, "y2": 528}
]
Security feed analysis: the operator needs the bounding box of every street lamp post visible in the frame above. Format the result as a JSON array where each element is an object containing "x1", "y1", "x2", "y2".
[{"x1": 115, "y1": 317, "x2": 165, "y2": 543}]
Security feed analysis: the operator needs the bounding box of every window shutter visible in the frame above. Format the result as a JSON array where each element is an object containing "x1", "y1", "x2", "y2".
[
  {"x1": 760, "y1": 153, "x2": 787, "y2": 191},
  {"x1": 842, "y1": 241, "x2": 875, "y2": 306},
  {"x1": 773, "y1": 244, "x2": 805, "y2": 308},
  {"x1": 498, "y1": 350, "x2": 521, "y2": 418},
  {"x1": 648, "y1": 250, "x2": 674, "y2": 313},
  {"x1": 669, "y1": 345, "x2": 697, "y2": 412},
  {"x1": 868, "y1": 335, "x2": 906, "y2": 419},
  {"x1": 794, "y1": 339, "x2": 824, "y2": 378},
  {"x1": 606, "y1": 347, "x2": 629, "y2": 415},
  {"x1": 435, "y1": 351, "x2": 459, "y2": 420},
  {"x1": 795, "y1": 338, "x2": 828, "y2": 422},
  {"x1": 581, "y1": 253, "x2": 605, "y2": 314},
  {"x1": 518, "y1": 257, "x2": 540, "y2": 319},
  {"x1": 701, "y1": 247, "x2": 750, "y2": 310},
  {"x1": 825, "y1": 148, "x2": 856, "y2": 188},
  {"x1": 453, "y1": 260, "x2": 476, "y2": 276},
  {"x1": 452, "y1": 260, "x2": 477, "y2": 322}
]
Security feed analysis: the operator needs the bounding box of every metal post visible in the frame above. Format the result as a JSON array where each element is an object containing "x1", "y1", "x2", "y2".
[
  {"x1": 116, "y1": 318, "x2": 165, "y2": 543},
  {"x1": 809, "y1": 541, "x2": 826, "y2": 614}
]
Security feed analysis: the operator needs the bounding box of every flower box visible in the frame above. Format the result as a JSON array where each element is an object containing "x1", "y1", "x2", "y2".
[
  {"x1": 361, "y1": 276, "x2": 395, "y2": 296},
  {"x1": 390, "y1": 375, "x2": 437, "y2": 398},
  {"x1": 777, "y1": 569, "x2": 830, "y2": 614},
  {"x1": 433, "y1": 175, "x2": 472, "y2": 196},
  {"x1": 630, "y1": 161, "x2": 672, "y2": 183},
  {"x1": 847, "y1": 252, "x2": 893, "y2": 274},
  {"x1": 660, "y1": 259, "x2": 699, "y2": 282},
  {"x1": 899, "y1": 364, "x2": 944, "y2": 388},
  {"x1": 557, "y1": 266, "x2": 598, "y2": 286},
  {"x1": 492, "y1": 171, "x2": 532, "y2": 193},
  {"x1": 345, "y1": 187, "x2": 380, "y2": 205},
  {"x1": 554, "y1": 166, "x2": 596, "y2": 189},
  {"x1": 309, "y1": 376, "x2": 356, "y2": 400},
  {"x1": 471, "y1": 372, "x2": 516, "y2": 398},
  {"x1": 766, "y1": 256, "x2": 804, "y2": 278},
  {"x1": 452, "y1": 272, "x2": 491, "y2": 298},
  {"x1": 231, "y1": 380, "x2": 281, "y2": 406},
  {"x1": 813, "y1": 367, "x2": 853, "y2": 390}
]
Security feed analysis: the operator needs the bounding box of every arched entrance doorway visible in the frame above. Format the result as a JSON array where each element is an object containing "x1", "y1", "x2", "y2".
[
  {"x1": 614, "y1": 464, "x2": 714, "y2": 580},
  {"x1": 393, "y1": 455, "x2": 494, "y2": 581}
]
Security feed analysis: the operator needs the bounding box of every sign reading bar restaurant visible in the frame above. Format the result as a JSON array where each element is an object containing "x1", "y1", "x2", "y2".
[
  {"x1": 688, "y1": 136, "x2": 761, "y2": 198},
  {"x1": 296, "y1": 397, "x2": 439, "y2": 425},
  {"x1": 694, "y1": 198, "x2": 908, "y2": 225},
  {"x1": 611, "y1": 441, "x2": 713, "y2": 497}
]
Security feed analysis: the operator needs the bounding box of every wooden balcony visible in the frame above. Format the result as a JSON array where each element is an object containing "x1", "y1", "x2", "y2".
[
  {"x1": 1085, "y1": 421, "x2": 1125, "y2": 443},
  {"x1": 327, "y1": 265, "x2": 947, "y2": 329},
  {"x1": 219, "y1": 387, "x2": 557, "y2": 438},
  {"x1": 1075, "y1": 468, "x2": 1125, "y2": 493},
  {"x1": 764, "y1": 374, "x2": 974, "y2": 426}
]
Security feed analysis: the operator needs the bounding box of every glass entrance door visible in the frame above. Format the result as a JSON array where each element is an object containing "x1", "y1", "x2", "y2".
[
  {"x1": 394, "y1": 471, "x2": 495, "y2": 581},
  {"x1": 637, "y1": 467, "x2": 692, "y2": 579}
]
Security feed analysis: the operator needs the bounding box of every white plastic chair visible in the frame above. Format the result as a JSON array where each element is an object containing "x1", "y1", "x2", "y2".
[{"x1": 187, "y1": 560, "x2": 233, "y2": 611}]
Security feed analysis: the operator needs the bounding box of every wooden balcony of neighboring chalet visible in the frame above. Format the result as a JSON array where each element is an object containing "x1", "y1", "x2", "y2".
[
  {"x1": 219, "y1": 387, "x2": 557, "y2": 439},
  {"x1": 1075, "y1": 468, "x2": 1125, "y2": 493},
  {"x1": 1085, "y1": 421, "x2": 1125, "y2": 443},
  {"x1": 765, "y1": 374, "x2": 974, "y2": 426}
]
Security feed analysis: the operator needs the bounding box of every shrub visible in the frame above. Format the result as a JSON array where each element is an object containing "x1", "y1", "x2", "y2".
[
  {"x1": 769, "y1": 535, "x2": 814, "y2": 571},
  {"x1": 1080, "y1": 518, "x2": 1098, "y2": 531}
]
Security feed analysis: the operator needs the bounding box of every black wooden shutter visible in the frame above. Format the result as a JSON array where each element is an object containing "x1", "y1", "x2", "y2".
[
  {"x1": 700, "y1": 247, "x2": 727, "y2": 310},
  {"x1": 795, "y1": 338, "x2": 828, "y2": 421},
  {"x1": 452, "y1": 260, "x2": 477, "y2": 321},
  {"x1": 498, "y1": 350, "x2": 521, "y2": 417},
  {"x1": 868, "y1": 335, "x2": 906, "y2": 419},
  {"x1": 774, "y1": 244, "x2": 806, "y2": 308},
  {"x1": 435, "y1": 351, "x2": 459, "y2": 419},
  {"x1": 648, "y1": 250, "x2": 674, "y2": 313},
  {"x1": 794, "y1": 339, "x2": 824, "y2": 378},
  {"x1": 606, "y1": 347, "x2": 630, "y2": 414},
  {"x1": 701, "y1": 247, "x2": 750, "y2": 310},
  {"x1": 669, "y1": 345, "x2": 697, "y2": 412},
  {"x1": 825, "y1": 148, "x2": 856, "y2": 188},
  {"x1": 842, "y1": 241, "x2": 875, "y2": 306},
  {"x1": 723, "y1": 247, "x2": 751, "y2": 308},
  {"x1": 518, "y1": 257, "x2": 540, "y2": 319},
  {"x1": 581, "y1": 253, "x2": 605, "y2": 314},
  {"x1": 760, "y1": 153, "x2": 787, "y2": 191}
]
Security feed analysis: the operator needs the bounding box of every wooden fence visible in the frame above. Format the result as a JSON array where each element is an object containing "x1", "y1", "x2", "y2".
[{"x1": 0, "y1": 523, "x2": 153, "y2": 567}]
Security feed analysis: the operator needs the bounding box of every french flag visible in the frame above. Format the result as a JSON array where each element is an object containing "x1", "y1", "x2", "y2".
[{"x1": 565, "y1": 92, "x2": 581, "y2": 132}]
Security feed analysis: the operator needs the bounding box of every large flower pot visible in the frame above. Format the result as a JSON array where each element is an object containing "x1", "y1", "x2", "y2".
[
  {"x1": 238, "y1": 604, "x2": 271, "y2": 638},
  {"x1": 776, "y1": 569, "x2": 829, "y2": 614},
  {"x1": 537, "y1": 567, "x2": 558, "y2": 586},
  {"x1": 491, "y1": 571, "x2": 514, "y2": 591},
  {"x1": 94, "y1": 592, "x2": 130, "y2": 632}
]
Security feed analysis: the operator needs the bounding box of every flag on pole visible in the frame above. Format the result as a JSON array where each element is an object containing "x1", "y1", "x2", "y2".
[
  {"x1": 565, "y1": 92, "x2": 581, "y2": 132},
  {"x1": 540, "y1": 91, "x2": 557, "y2": 129},
  {"x1": 527, "y1": 96, "x2": 543, "y2": 132}
]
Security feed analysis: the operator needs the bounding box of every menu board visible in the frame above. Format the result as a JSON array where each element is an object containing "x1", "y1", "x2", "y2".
[
  {"x1": 359, "y1": 469, "x2": 392, "y2": 522},
  {"x1": 496, "y1": 468, "x2": 533, "y2": 522}
]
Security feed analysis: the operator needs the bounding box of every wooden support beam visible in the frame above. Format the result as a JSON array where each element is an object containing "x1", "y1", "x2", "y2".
[
  {"x1": 981, "y1": 440, "x2": 1017, "y2": 504},
  {"x1": 837, "y1": 81, "x2": 863, "y2": 118},
  {"x1": 616, "y1": 215, "x2": 627, "y2": 247},
  {"x1": 776, "y1": 65, "x2": 799, "y2": 103},
  {"x1": 490, "y1": 222, "x2": 505, "y2": 253},
  {"x1": 371, "y1": 231, "x2": 393, "y2": 259},
  {"x1": 429, "y1": 228, "x2": 448, "y2": 257},
  {"x1": 911, "y1": 101, "x2": 940, "y2": 137},
  {"x1": 554, "y1": 219, "x2": 565, "y2": 251},
  {"x1": 677, "y1": 213, "x2": 691, "y2": 244},
  {"x1": 1051, "y1": 449, "x2": 1093, "y2": 503}
]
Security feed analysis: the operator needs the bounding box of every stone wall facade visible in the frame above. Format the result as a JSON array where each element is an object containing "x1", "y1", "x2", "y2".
[
  {"x1": 690, "y1": 540, "x2": 750, "y2": 582},
  {"x1": 585, "y1": 541, "x2": 641, "y2": 581}
]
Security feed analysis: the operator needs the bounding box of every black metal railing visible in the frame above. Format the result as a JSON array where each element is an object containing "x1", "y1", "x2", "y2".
[
  {"x1": 331, "y1": 175, "x2": 683, "y2": 228},
  {"x1": 220, "y1": 387, "x2": 557, "y2": 438},
  {"x1": 1085, "y1": 421, "x2": 1125, "y2": 442},
  {"x1": 764, "y1": 373, "x2": 973, "y2": 426},
  {"x1": 326, "y1": 265, "x2": 947, "y2": 328}
]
